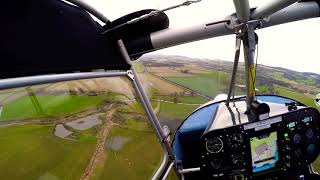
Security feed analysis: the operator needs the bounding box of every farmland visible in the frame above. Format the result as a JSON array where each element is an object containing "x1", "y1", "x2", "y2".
[
  {"x1": 273, "y1": 85, "x2": 319, "y2": 109},
  {"x1": 92, "y1": 120, "x2": 162, "y2": 180},
  {"x1": 167, "y1": 71, "x2": 229, "y2": 98},
  {"x1": 0, "y1": 95, "x2": 103, "y2": 121},
  {"x1": 0, "y1": 124, "x2": 96, "y2": 180},
  {"x1": 0, "y1": 54, "x2": 319, "y2": 179}
]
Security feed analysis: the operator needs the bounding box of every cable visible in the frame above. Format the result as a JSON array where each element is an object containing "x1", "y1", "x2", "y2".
[{"x1": 102, "y1": 0, "x2": 202, "y2": 34}]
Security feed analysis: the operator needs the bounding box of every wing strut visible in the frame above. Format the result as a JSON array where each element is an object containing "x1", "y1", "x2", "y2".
[
  {"x1": 226, "y1": 35, "x2": 241, "y2": 106},
  {"x1": 225, "y1": 19, "x2": 261, "y2": 121},
  {"x1": 242, "y1": 22, "x2": 258, "y2": 116}
]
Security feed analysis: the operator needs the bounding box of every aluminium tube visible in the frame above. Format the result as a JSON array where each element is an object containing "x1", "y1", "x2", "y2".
[
  {"x1": 150, "y1": 21, "x2": 234, "y2": 51},
  {"x1": 132, "y1": 1, "x2": 319, "y2": 54},
  {"x1": 251, "y1": 0, "x2": 300, "y2": 20},
  {"x1": 152, "y1": 153, "x2": 169, "y2": 180},
  {"x1": 117, "y1": 40, "x2": 175, "y2": 159},
  {"x1": 0, "y1": 71, "x2": 127, "y2": 90},
  {"x1": 161, "y1": 162, "x2": 175, "y2": 180},
  {"x1": 242, "y1": 25, "x2": 257, "y2": 115},
  {"x1": 130, "y1": 66, "x2": 175, "y2": 158},
  {"x1": 233, "y1": 0, "x2": 250, "y2": 22},
  {"x1": 261, "y1": 1, "x2": 320, "y2": 28}
]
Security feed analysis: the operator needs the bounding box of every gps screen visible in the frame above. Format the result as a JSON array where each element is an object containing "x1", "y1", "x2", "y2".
[{"x1": 250, "y1": 132, "x2": 279, "y2": 173}]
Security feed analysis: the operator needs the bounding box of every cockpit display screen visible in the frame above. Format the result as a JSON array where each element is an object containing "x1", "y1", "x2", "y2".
[{"x1": 250, "y1": 132, "x2": 279, "y2": 173}]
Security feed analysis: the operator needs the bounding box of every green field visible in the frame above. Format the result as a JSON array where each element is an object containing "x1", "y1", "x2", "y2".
[
  {"x1": 0, "y1": 124, "x2": 97, "y2": 180},
  {"x1": 274, "y1": 85, "x2": 319, "y2": 110},
  {"x1": 158, "y1": 101, "x2": 198, "y2": 120},
  {"x1": 133, "y1": 61, "x2": 145, "y2": 73},
  {"x1": 167, "y1": 72, "x2": 229, "y2": 98},
  {"x1": 256, "y1": 85, "x2": 269, "y2": 94},
  {"x1": 92, "y1": 119, "x2": 162, "y2": 180},
  {"x1": 313, "y1": 156, "x2": 320, "y2": 172},
  {"x1": 121, "y1": 95, "x2": 206, "y2": 120},
  {"x1": 0, "y1": 95, "x2": 165, "y2": 180},
  {"x1": 0, "y1": 95, "x2": 103, "y2": 121},
  {"x1": 155, "y1": 96, "x2": 207, "y2": 119},
  {"x1": 159, "y1": 96, "x2": 207, "y2": 104}
]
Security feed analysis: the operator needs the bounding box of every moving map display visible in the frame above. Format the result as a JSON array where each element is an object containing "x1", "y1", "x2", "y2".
[{"x1": 250, "y1": 132, "x2": 279, "y2": 173}]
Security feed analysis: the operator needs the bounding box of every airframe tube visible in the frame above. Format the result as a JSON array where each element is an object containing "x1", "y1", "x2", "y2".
[
  {"x1": 242, "y1": 25, "x2": 257, "y2": 115},
  {"x1": 0, "y1": 71, "x2": 127, "y2": 90},
  {"x1": 117, "y1": 40, "x2": 175, "y2": 160},
  {"x1": 233, "y1": 0, "x2": 250, "y2": 22},
  {"x1": 251, "y1": 0, "x2": 300, "y2": 20},
  {"x1": 140, "y1": 1, "x2": 319, "y2": 53},
  {"x1": 150, "y1": 22, "x2": 233, "y2": 52},
  {"x1": 261, "y1": 1, "x2": 320, "y2": 27}
]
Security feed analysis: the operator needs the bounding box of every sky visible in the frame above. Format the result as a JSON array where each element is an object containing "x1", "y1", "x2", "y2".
[{"x1": 86, "y1": 0, "x2": 320, "y2": 74}]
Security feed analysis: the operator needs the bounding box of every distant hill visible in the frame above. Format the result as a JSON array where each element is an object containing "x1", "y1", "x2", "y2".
[{"x1": 139, "y1": 54, "x2": 320, "y2": 94}]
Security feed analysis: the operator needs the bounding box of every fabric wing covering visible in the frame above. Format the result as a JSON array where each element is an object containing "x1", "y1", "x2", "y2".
[{"x1": 0, "y1": 0, "x2": 131, "y2": 79}]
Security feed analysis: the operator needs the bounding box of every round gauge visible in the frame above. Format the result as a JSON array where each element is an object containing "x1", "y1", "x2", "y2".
[
  {"x1": 293, "y1": 134, "x2": 302, "y2": 145},
  {"x1": 232, "y1": 133, "x2": 243, "y2": 143},
  {"x1": 210, "y1": 158, "x2": 222, "y2": 170},
  {"x1": 227, "y1": 133, "x2": 243, "y2": 151},
  {"x1": 307, "y1": 144, "x2": 316, "y2": 155},
  {"x1": 206, "y1": 137, "x2": 223, "y2": 153},
  {"x1": 306, "y1": 129, "x2": 315, "y2": 139},
  {"x1": 232, "y1": 155, "x2": 244, "y2": 167}
]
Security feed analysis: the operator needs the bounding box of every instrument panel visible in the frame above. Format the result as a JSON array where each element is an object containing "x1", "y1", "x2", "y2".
[{"x1": 200, "y1": 108, "x2": 320, "y2": 179}]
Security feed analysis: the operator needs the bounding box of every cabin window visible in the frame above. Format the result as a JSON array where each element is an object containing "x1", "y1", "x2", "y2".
[{"x1": 0, "y1": 77, "x2": 163, "y2": 180}]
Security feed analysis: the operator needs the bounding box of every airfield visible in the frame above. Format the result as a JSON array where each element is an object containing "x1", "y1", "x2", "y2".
[{"x1": 0, "y1": 55, "x2": 319, "y2": 179}]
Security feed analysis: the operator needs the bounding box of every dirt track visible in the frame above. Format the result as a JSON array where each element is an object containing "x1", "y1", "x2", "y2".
[{"x1": 80, "y1": 105, "x2": 116, "y2": 180}]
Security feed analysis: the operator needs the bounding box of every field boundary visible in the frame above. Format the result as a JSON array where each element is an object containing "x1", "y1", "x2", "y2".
[{"x1": 148, "y1": 72, "x2": 212, "y2": 100}]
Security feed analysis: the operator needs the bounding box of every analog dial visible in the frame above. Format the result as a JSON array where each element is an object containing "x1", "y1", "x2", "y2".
[{"x1": 206, "y1": 137, "x2": 223, "y2": 153}]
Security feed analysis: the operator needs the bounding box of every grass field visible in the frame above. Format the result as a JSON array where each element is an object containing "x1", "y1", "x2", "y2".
[
  {"x1": 121, "y1": 95, "x2": 207, "y2": 120},
  {"x1": 159, "y1": 96, "x2": 207, "y2": 104},
  {"x1": 138, "y1": 73, "x2": 185, "y2": 95},
  {"x1": 273, "y1": 85, "x2": 319, "y2": 110},
  {"x1": 92, "y1": 119, "x2": 162, "y2": 180},
  {"x1": 167, "y1": 72, "x2": 229, "y2": 98},
  {"x1": 158, "y1": 101, "x2": 198, "y2": 120},
  {"x1": 313, "y1": 156, "x2": 320, "y2": 172},
  {"x1": 0, "y1": 95, "x2": 103, "y2": 121},
  {"x1": 272, "y1": 72, "x2": 297, "y2": 84},
  {"x1": 256, "y1": 85, "x2": 269, "y2": 94},
  {"x1": 157, "y1": 96, "x2": 207, "y2": 120},
  {"x1": 0, "y1": 124, "x2": 97, "y2": 180},
  {"x1": 133, "y1": 62, "x2": 145, "y2": 73}
]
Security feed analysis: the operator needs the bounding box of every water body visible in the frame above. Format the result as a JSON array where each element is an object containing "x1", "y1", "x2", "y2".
[
  {"x1": 106, "y1": 136, "x2": 130, "y2": 151},
  {"x1": 54, "y1": 124, "x2": 73, "y2": 138},
  {"x1": 66, "y1": 113, "x2": 103, "y2": 130}
]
